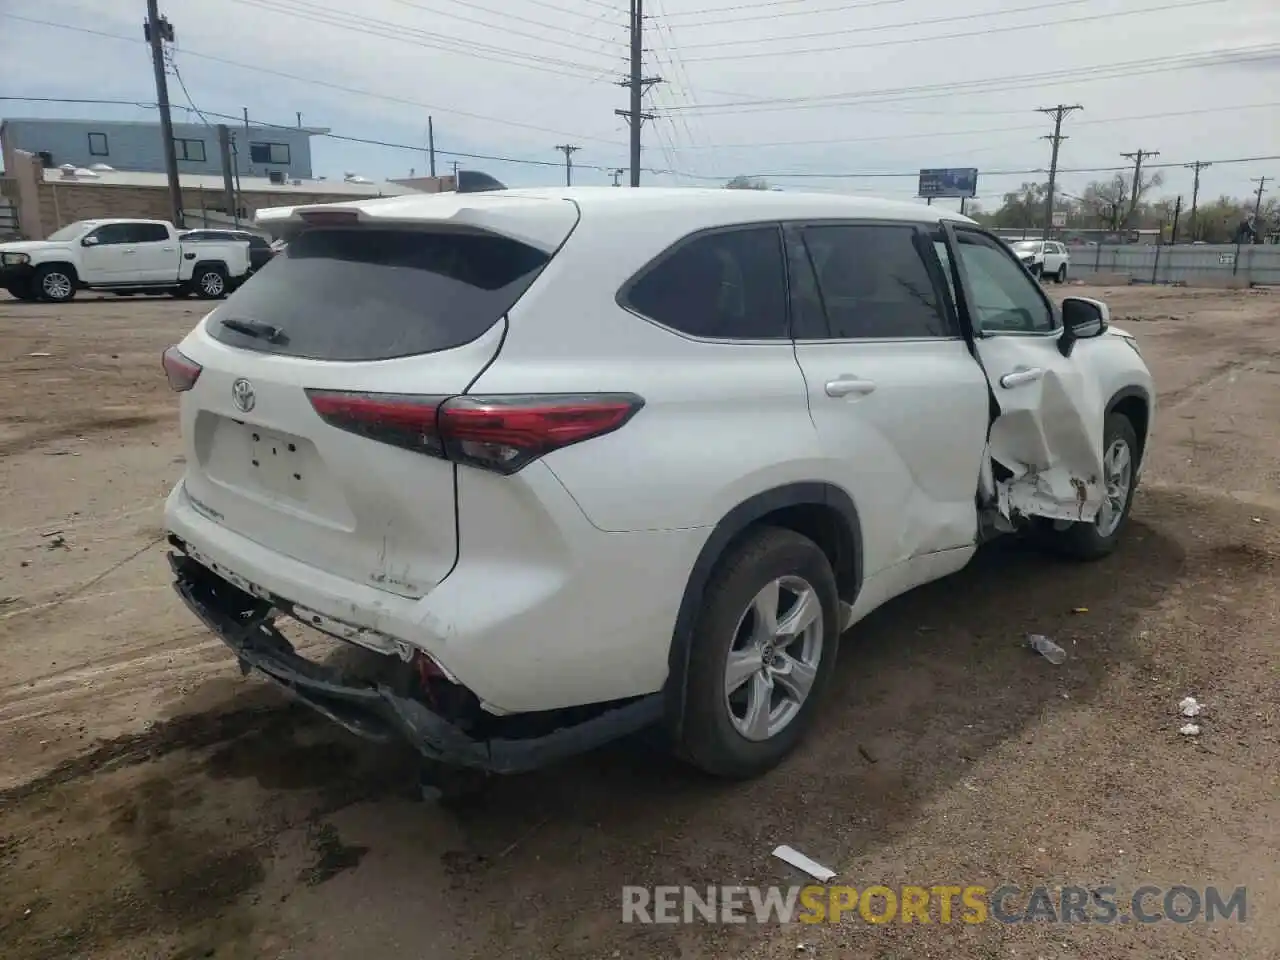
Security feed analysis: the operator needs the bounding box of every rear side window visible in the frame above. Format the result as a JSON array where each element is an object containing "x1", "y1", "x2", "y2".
[
  {"x1": 207, "y1": 228, "x2": 549, "y2": 361},
  {"x1": 131, "y1": 223, "x2": 171, "y2": 243},
  {"x1": 623, "y1": 226, "x2": 788, "y2": 339},
  {"x1": 798, "y1": 224, "x2": 953, "y2": 339}
]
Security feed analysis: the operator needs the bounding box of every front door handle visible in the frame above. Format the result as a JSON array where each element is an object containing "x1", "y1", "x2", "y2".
[
  {"x1": 1000, "y1": 367, "x2": 1045, "y2": 389},
  {"x1": 825, "y1": 376, "x2": 877, "y2": 398}
]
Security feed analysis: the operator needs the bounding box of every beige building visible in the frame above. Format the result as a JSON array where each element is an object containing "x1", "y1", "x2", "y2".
[{"x1": 0, "y1": 149, "x2": 427, "y2": 240}]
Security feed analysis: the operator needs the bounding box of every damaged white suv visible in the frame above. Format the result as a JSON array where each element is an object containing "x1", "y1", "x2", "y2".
[{"x1": 163, "y1": 188, "x2": 1153, "y2": 782}]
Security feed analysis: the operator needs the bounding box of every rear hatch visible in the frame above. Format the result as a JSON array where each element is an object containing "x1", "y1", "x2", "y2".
[{"x1": 174, "y1": 197, "x2": 579, "y2": 599}]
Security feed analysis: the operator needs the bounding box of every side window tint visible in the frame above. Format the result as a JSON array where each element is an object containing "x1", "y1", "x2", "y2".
[
  {"x1": 932, "y1": 239, "x2": 957, "y2": 310},
  {"x1": 136, "y1": 224, "x2": 170, "y2": 243},
  {"x1": 91, "y1": 224, "x2": 132, "y2": 245},
  {"x1": 801, "y1": 224, "x2": 951, "y2": 339},
  {"x1": 785, "y1": 231, "x2": 828, "y2": 339},
  {"x1": 626, "y1": 227, "x2": 788, "y2": 339},
  {"x1": 954, "y1": 231, "x2": 1055, "y2": 334}
]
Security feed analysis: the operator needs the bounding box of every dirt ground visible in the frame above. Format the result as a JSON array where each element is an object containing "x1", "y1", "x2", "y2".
[{"x1": 0, "y1": 285, "x2": 1276, "y2": 959}]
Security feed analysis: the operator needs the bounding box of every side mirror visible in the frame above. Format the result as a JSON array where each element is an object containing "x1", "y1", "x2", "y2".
[
  {"x1": 81, "y1": 235, "x2": 100, "y2": 247},
  {"x1": 1058, "y1": 296, "x2": 1109, "y2": 357}
]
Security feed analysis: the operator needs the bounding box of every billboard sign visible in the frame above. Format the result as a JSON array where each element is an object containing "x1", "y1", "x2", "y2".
[
  {"x1": 1052, "y1": 211, "x2": 1067, "y2": 227},
  {"x1": 918, "y1": 168, "x2": 978, "y2": 199}
]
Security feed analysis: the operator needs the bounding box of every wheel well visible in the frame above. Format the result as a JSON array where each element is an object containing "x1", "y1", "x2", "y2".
[
  {"x1": 738, "y1": 503, "x2": 859, "y2": 606},
  {"x1": 1109, "y1": 392, "x2": 1150, "y2": 467},
  {"x1": 35, "y1": 261, "x2": 79, "y2": 282},
  {"x1": 193, "y1": 260, "x2": 228, "y2": 275}
]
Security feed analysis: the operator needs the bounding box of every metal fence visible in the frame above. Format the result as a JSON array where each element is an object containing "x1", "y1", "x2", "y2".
[{"x1": 1069, "y1": 243, "x2": 1280, "y2": 286}]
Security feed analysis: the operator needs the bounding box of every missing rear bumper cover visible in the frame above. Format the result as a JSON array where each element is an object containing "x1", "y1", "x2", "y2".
[{"x1": 167, "y1": 550, "x2": 661, "y2": 773}]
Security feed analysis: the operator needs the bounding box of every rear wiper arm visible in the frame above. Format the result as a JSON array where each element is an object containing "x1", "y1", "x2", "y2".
[{"x1": 221, "y1": 317, "x2": 287, "y2": 343}]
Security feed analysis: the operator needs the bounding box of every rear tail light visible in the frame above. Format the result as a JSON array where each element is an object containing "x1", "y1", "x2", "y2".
[
  {"x1": 305, "y1": 391, "x2": 644, "y2": 474},
  {"x1": 162, "y1": 346, "x2": 202, "y2": 392}
]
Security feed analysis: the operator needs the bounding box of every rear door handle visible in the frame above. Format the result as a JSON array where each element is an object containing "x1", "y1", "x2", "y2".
[
  {"x1": 999, "y1": 367, "x2": 1044, "y2": 389},
  {"x1": 825, "y1": 376, "x2": 877, "y2": 398}
]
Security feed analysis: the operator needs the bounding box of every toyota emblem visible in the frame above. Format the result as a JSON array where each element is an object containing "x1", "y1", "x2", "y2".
[{"x1": 231, "y1": 378, "x2": 256, "y2": 413}]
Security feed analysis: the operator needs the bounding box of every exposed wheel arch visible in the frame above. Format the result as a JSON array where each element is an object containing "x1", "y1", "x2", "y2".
[
  {"x1": 663, "y1": 482, "x2": 863, "y2": 740},
  {"x1": 1106, "y1": 385, "x2": 1151, "y2": 469}
]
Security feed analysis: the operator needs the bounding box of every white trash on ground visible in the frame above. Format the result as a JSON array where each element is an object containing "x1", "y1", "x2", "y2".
[
  {"x1": 772, "y1": 845, "x2": 837, "y2": 882},
  {"x1": 1179, "y1": 723, "x2": 1201, "y2": 737},
  {"x1": 1026, "y1": 634, "x2": 1067, "y2": 664},
  {"x1": 1179, "y1": 696, "x2": 1202, "y2": 717}
]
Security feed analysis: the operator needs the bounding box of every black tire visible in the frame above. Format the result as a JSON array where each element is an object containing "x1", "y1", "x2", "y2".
[
  {"x1": 6, "y1": 281, "x2": 37, "y2": 302},
  {"x1": 34, "y1": 265, "x2": 76, "y2": 303},
  {"x1": 1055, "y1": 264, "x2": 1068, "y2": 284},
  {"x1": 193, "y1": 265, "x2": 228, "y2": 300},
  {"x1": 678, "y1": 526, "x2": 841, "y2": 779},
  {"x1": 1033, "y1": 412, "x2": 1140, "y2": 561}
]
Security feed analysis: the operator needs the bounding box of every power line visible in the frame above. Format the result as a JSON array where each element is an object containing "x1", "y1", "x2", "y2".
[
  {"x1": 678, "y1": 0, "x2": 1094, "y2": 49},
  {"x1": 228, "y1": 0, "x2": 619, "y2": 80},
  {"x1": 669, "y1": 102, "x2": 1280, "y2": 151},
  {"x1": 384, "y1": 0, "x2": 625, "y2": 45},
  {"x1": 680, "y1": 0, "x2": 1229, "y2": 62},
  {"x1": 660, "y1": 44, "x2": 1280, "y2": 114},
  {"x1": 0, "y1": 13, "x2": 626, "y2": 146},
  {"x1": 664, "y1": 0, "x2": 906, "y2": 24}
]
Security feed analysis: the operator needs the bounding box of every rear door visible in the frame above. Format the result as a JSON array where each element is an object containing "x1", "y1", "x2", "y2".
[
  {"x1": 132, "y1": 222, "x2": 178, "y2": 282},
  {"x1": 942, "y1": 225, "x2": 1107, "y2": 522},
  {"x1": 787, "y1": 221, "x2": 991, "y2": 575},
  {"x1": 175, "y1": 212, "x2": 574, "y2": 598}
]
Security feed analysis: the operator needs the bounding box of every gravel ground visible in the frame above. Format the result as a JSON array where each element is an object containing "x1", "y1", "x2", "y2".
[{"x1": 0, "y1": 285, "x2": 1276, "y2": 960}]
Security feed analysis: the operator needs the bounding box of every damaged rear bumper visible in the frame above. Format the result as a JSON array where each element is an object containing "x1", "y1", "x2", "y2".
[{"x1": 168, "y1": 551, "x2": 663, "y2": 774}]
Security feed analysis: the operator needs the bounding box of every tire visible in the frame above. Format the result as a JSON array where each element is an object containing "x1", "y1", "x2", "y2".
[
  {"x1": 193, "y1": 265, "x2": 228, "y2": 300},
  {"x1": 6, "y1": 281, "x2": 37, "y2": 302},
  {"x1": 1055, "y1": 264, "x2": 1068, "y2": 284},
  {"x1": 1034, "y1": 412, "x2": 1140, "y2": 561},
  {"x1": 34, "y1": 265, "x2": 76, "y2": 303},
  {"x1": 678, "y1": 526, "x2": 841, "y2": 779}
]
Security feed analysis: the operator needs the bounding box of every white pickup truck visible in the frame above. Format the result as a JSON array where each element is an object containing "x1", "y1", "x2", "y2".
[{"x1": 0, "y1": 218, "x2": 252, "y2": 303}]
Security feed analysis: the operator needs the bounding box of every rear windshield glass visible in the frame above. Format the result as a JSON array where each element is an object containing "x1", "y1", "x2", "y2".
[{"x1": 206, "y1": 227, "x2": 550, "y2": 361}]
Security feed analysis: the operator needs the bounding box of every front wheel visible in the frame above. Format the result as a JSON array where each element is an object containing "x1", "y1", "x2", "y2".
[
  {"x1": 193, "y1": 265, "x2": 228, "y2": 299},
  {"x1": 1034, "y1": 412, "x2": 1139, "y2": 561},
  {"x1": 677, "y1": 526, "x2": 841, "y2": 779},
  {"x1": 5, "y1": 281, "x2": 38, "y2": 302},
  {"x1": 34, "y1": 265, "x2": 76, "y2": 303}
]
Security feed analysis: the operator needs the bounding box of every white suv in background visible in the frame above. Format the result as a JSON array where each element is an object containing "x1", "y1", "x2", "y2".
[
  {"x1": 1009, "y1": 239, "x2": 1070, "y2": 283},
  {"x1": 163, "y1": 188, "x2": 1153, "y2": 782}
]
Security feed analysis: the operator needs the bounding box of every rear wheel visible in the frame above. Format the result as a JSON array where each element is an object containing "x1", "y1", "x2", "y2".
[
  {"x1": 194, "y1": 265, "x2": 228, "y2": 299},
  {"x1": 1034, "y1": 413, "x2": 1139, "y2": 561},
  {"x1": 678, "y1": 527, "x2": 840, "y2": 779},
  {"x1": 34, "y1": 265, "x2": 75, "y2": 303}
]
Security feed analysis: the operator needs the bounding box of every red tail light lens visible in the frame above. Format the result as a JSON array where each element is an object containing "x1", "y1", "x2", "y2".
[
  {"x1": 305, "y1": 391, "x2": 644, "y2": 474},
  {"x1": 162, "y1": 346, "x2": 202, "y2": 392}
]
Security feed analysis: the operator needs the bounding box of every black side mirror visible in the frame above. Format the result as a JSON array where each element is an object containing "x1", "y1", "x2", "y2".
[{"x1": 1058, "y1": 296, "x2": 1109, "y2": 357}]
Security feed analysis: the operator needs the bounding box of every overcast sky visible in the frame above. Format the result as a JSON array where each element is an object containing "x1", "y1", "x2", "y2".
[{"x1": 2, "y1": 0, "x2": 1278, "y2": 210}]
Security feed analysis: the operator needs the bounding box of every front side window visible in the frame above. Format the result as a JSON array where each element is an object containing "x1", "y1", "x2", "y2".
[
  {"x1": 954, "y1": 230, "x2": 1055, "y2": 334},
  {"x1": 624, "y1": 226, "x2": 788, "y2": 339},
  {"x1": 87, "y1": 132, "x2": 109, "y2": 157},
  {"x1": 86, "y1": 223, "x2": 135, "y2": 245},
  {"x1": 796, "y1": 223, "x2": 952, "y2": 339}
]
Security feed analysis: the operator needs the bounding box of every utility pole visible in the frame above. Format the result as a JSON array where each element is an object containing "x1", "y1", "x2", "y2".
[
  {"x1": 427, "y1": 116, "x2": 437, "y2": 177},
  {"x1": 1037, "y1": 104, "x2": 1082, "y2": 240},
  {"x1": 243, "y1": 107, "x2": 251, "y2": 175},
  {"x1": 616, "y1": 0, "x2": 661, "y2": 187},
  {"x1": 145, "y1": 0, "x2": 183, "y2": 227},
  {"x1": 1120, "y1": 148, "x2": 1160, "y2": 228},
  {"x1": 1250, "y1": 176, "x2": 1270, "y2": 243},
  {"x1": 611, "y1": 168, "x2": 624, "y2": 187},
  {"x1": 1170, "y1": 194, "x2": 1182, "y2": 244},
  {"x1": 1184, "y1": 160, "x2": 1211, "y2": 243},
  {"x1": 554, "y1": 144, "x2": 580, "y2": 186},
  {"x1": 217, "y1": 124, "x2": 236, "y2": 226}
]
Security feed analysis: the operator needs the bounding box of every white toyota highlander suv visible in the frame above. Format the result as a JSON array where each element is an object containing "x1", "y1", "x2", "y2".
[{"x1": 163, "y1": 188, "x2": 1154, "y2": 782}]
